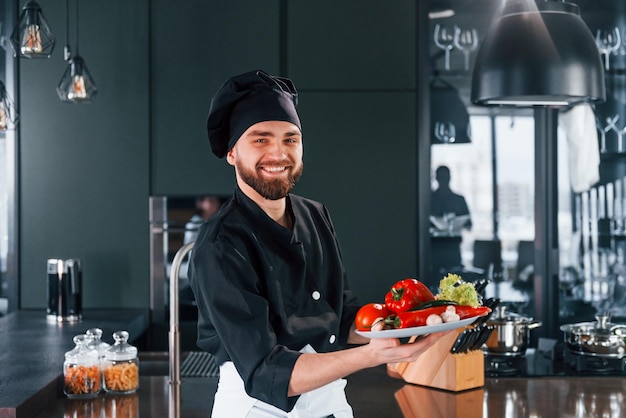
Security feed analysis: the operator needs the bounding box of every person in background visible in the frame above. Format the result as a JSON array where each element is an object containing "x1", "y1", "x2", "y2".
[
  {"x1": 189, "y1": 70, "x2": 450, "y2": 418},
  {"x1": 430, "y1": 165, "x2": 472, "y2": 278},
  {"x1": 184, "y1": 195, "x2": 224, "y2": 244},
  {"x1": 431, "y1": 165, "x2": 472, "y2": 229}
]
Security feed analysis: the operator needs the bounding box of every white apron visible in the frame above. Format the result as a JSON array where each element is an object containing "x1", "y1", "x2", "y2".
[{"x1": 211, "y1": 345, "x2": 353, "y2": 418}]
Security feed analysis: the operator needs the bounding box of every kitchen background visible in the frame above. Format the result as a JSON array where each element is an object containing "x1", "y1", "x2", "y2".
[{"x1": 1, "y1": 0, "x2": 626, "y2": 347}]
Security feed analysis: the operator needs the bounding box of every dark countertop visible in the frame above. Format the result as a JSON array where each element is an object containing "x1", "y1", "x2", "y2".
[
  {"x1": 28, "y1": 365, "x2": 626, "y2": 418},
  {"x1": 4, "y1": 309, "x2": 626, "y2": 417},
  {"x1": 0, "y1": 309, "x2": 149, "y2": 418}
]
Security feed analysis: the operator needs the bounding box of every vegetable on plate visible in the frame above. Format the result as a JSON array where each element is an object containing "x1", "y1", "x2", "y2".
[
  {"x1": 387, "y1": 304, "x2": 491, "y2": 329},
  {"x1": 354, "y1": 275, "x2": 491, "y2": 333},
  {"x1": 436, "y1": 273, "x2": 480, "y2": 307},
  {"x1": 384, "y1": 278, "x2": 435, "y2": 313},
  {"x1": 355, "y1": 303, "x2": 391, "y2": 331}
]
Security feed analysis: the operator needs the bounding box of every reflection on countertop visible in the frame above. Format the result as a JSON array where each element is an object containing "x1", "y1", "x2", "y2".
[
  {"x1": 30, "y1": 366, "x2": 626, "y2": 418},
  {"x1": 33, "y1": 376, "x2": 217, "y2": 418},
  {"x1": 394, "y1": 376, "x2": 626, "y2": 418}
]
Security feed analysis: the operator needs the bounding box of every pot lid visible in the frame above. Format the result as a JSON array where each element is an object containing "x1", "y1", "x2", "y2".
[
  {"x1": 488, "y1": 305, "x2": 535, "y2": 325},
  {"x1": 560, "y1": 314, "x2": 626, "y2": 337}
]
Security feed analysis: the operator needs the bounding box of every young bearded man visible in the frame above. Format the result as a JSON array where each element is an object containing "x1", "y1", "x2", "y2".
[{"x1": 189, "y1": 70, "x2": 448, "y2": 418}]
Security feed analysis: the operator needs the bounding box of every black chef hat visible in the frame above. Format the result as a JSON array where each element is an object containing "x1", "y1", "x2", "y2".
[{"x1": 206, "y1": 70, "x2": 301, "y2": 158}]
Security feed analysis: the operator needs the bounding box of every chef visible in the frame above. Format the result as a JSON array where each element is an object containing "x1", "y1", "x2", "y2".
[{"x1": 189, "y1": 70, "x2": 448, "y2": 418}]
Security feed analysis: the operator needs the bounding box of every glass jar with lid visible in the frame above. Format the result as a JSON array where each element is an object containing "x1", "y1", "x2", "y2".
[
  {"x1": 86, "y1": 327, "x2": 111, "y2": 360},
  {"x1": 63, "y1": 334, "x2": 101, "y2": 398},
  {"x1": 86, "y1": 327, "x2": 111, "y2": 389},
  {"x1": 103, "y1": 330, "x2": 139, "y2": 394}
]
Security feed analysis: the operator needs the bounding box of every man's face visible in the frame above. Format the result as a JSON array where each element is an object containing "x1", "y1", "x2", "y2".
[{"x1": 227, "y1": 120, "x2": 303, "y2": 200}]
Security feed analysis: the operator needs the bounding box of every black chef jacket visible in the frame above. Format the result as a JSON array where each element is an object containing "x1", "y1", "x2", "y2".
[{"x1": 189, "y1": 186, "x2": 361, "y2": 412}]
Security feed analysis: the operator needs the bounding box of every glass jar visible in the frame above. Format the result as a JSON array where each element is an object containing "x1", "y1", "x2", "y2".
[
  {"x1": 103, "y1": 331, "x2": 139, "y2": 394},
  {"x1": 86, "y1": 327, "x2": 110, "y2": 390},
  {"x1": 86, "y1": 327, "x2": 111, "y2": 360},
  {"x1": 63, "y1": 334, "x2": 101, "y2": 398}
]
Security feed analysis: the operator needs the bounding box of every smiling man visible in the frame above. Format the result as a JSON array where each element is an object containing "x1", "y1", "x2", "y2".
[{"x1": 189, "y1": 70, "x2": 449, "y2": 418}]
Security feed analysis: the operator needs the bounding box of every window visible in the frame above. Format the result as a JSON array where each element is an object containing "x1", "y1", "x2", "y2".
[{"x1": 431, "y1": 114, "x2": 573, "y2": 285}]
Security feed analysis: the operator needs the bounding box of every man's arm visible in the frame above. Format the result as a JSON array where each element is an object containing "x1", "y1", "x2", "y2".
[{"x1": 287, "y1": 331, "x2": 450, "y2": 396}]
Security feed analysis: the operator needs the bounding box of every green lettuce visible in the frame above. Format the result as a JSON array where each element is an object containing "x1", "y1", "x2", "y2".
[{"x1": 436, "y1": 273, "x2": 480, "y2": 308}]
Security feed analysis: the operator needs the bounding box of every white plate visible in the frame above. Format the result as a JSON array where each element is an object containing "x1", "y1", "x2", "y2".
[{"x1": 355, "y1": 315, "x2": 481, "y2": 339}]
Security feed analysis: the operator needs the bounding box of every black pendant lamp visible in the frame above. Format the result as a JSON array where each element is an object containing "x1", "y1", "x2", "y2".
[
  {"x1": 471, "y1": 0, "x2": 606, "y2": 340},
  {"x1": 9, "y1": 0, "x2": 55, "y2": 59},
  {"x1": 471, "y1": 0, "x2": 605, "y2": 106}
]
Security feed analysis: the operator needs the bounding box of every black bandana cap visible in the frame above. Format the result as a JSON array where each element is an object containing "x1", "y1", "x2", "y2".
[{"x1": 206, "y1": 70, "x2": 301, "y2": 158}]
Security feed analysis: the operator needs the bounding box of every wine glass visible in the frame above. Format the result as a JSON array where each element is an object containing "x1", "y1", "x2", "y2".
[
  {"x1": 454, "y1": 26, "x2": 479, "y2": 71},
  {"x1": 601, "y1": 114, "x2": 621, "y2": 153},
  {"x1": 434, "y1": 121, "x2": 456, "y2": 143},
  {"x1": 596, "y1": 27, "x2": 621, "y2": 71},
  {"x1": 434, "y1": 24, "x2": 455, "y2": 71}
]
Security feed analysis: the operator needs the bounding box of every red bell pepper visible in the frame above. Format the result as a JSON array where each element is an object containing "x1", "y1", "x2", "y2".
[
  {"x1": 454, "y1": 305, "x2": 491, "y2": 320},
  {"x1": 387, "y1": 305, "x2": 492, "y2": 329},
  {"x1": 388, "y1": 306, "x2": 450, "y2": 328},
  {"x1": 384, "y1": 278, "x2": 435, "y2": 314}
]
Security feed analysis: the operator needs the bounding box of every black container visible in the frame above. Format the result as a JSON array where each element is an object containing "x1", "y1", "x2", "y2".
[{"x1": 47, "y1": 258, "x2": 82, "y2": 322}]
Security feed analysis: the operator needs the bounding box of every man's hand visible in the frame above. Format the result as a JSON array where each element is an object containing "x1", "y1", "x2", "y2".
[{"x1": 288, "y1": 330, "x2": 453, "y2": 396}]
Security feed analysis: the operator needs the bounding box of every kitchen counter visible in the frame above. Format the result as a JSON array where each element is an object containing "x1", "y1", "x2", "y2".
[
  {"x1": 3, "y1": 309, "x2": 625, "y2": 417},
  {"x1": 27, "y1": 365, "x2": 626, "y2": 417},
  {"x1": 0, "y1": 309, "x2": 148, "y2": 418}
]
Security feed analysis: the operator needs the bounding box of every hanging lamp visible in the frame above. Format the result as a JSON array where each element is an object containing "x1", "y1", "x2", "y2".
[
  {"x1": 9, "y1": 0, "x2": 55, "y2": 59},
  {"x1": 471, "y1": 0, "x2": 605, "y2": 106},
  {"x1": 470, "y1": 0, "x2": 606, "y2": 340},
  {"x1": 0, "y1": 81, "x2": 19, "y2": 132},
  {"x1": 57, "y1": 0, "x2": 97, "y2": 103}
]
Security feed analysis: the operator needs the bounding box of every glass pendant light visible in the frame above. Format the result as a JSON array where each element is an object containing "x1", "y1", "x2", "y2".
[
  {"x1": 0, "y1": 81, "x2": 19, "y2": 132},
  {"x1": 471, "y1": 0, "x2": 605, "y2": 107},
  {"x1": 9, "y1": 1, "x2": 55, "y2": 59},
  {"x1": 57, "y1": 0, "x2": 97, "y2": 103},
  {"x1": 57, "y1": 56, "x2": 97, "y2": 103}
]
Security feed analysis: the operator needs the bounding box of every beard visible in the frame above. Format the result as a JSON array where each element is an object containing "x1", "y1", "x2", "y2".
[{"x1": 237, "y1": 160, "x2": 303, "y2": 200}]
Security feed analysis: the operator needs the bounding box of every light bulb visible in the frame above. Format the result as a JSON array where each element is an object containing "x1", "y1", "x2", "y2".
[
  {"x1": 20, "y1": 25, "x2": 43, "y2": 55},
  {"x1": 68, "y1": 75, "x2": 87, "y2": 100}
]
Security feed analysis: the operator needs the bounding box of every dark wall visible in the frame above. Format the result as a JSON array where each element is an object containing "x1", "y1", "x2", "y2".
[
  {"x1": 19, "y1": 0, "x2": 421, "y2": 309},
  {"x1": 19, "y1": 0, "x2": 150, "y2": 308}
]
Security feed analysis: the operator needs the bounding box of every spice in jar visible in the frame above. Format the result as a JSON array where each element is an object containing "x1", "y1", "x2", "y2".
[
  {"x1": 103, "y1": 330, "x2": 139, "y2": 394},
  {"x1": 63, "y1": 334, "x2": 101, "y2": 398}
]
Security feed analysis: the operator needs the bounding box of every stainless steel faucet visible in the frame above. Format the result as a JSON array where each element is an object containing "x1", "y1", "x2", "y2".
[{"x1": 168, "y1": 240, "x2": 195, "y2": 418}]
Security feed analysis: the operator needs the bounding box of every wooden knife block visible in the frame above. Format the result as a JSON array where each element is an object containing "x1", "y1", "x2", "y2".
[{"x1": 387, "y1": 328, "x2": 484, "y2": 392}]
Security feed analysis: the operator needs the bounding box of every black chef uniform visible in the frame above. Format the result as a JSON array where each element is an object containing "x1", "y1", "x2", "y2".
[{"x1": 189, "y1": 186, "x2": 361, "y2": 413}]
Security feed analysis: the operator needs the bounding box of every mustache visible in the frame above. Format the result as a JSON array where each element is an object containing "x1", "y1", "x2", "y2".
[{"x1": 257, "y1": 160, "x2": 293, "y2": 167}]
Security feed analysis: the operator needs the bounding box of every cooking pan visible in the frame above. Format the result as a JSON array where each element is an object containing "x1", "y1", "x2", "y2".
[
  {"x1": 485, "y1": 305, "x2": 541, "y2": 356},
  {"x1": 560, "y1": 314, "x2": 626, "y2": 358}
]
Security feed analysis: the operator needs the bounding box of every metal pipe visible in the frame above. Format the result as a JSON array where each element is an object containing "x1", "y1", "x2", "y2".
[
  {"x1": 533, "y1": 107, "x2": 560, "y2": 339},
  {"x1": 169, "y1": 240, "x2": 195, "y2": 418}
]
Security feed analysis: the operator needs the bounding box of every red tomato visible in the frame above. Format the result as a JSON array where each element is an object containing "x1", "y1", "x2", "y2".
[{"x1": 355, "y1": 303, "x2": 390, "y2": 331}]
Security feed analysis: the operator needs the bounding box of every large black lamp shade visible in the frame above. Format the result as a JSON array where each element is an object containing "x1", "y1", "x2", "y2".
[{"x1": 471, "y1": 0, "x2": 605, "y2": 106}]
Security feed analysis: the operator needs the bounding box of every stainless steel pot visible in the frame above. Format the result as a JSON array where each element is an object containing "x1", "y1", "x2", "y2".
[
  {"x1": 486, "y1": 306, "x2": 542, "y2": 356},
  {"x1": 560, "y1": 314, "x2": 626, "y2": 358}
]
